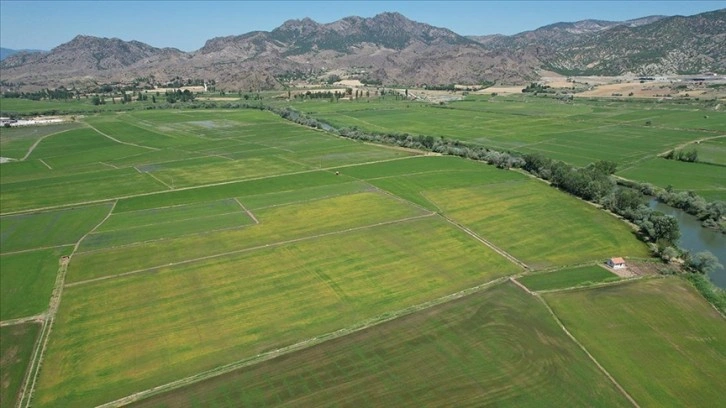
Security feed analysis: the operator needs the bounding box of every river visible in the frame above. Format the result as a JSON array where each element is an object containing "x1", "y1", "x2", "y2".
[{"x1": 649, "y1": 200, "x2": 726, "y2": 288}]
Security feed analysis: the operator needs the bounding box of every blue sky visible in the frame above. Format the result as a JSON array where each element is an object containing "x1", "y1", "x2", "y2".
[{"x1": 1, "y1": 1, "x2": 724, "y2": 51}]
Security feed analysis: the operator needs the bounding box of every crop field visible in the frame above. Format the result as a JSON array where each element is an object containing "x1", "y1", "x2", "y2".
[
  {"x1": 618, "y1": 158, "x2": 726, "y2": 200},
  {"x1": 35, "y1": 216, "x2": 521, "y2": 407},
  {"x1": 0, "y1": 204, "x2": 111, "y2": 253},
  {"x1": 0, "y1": 247, "x2": 70, "y2": 320},
  {"x1": 695, "y1": 137, "x2": 726, "y2": 165},
  {"x1": 1, "y1": 100, "x2": 723, "y2": 407},
  {"x1": 517, "y1": 265, "x2": 619, "y2": 292},
  {"x1": 132, "y1": 283, "x2": 631, "y2": 408},
  {"x1": 424, "y1": 180, "x2": 650, "y2": 268},
  {"x1": 0, "y1": 323, "x2": 41, "y2": 408},
  {"x1": 544, "y1": 278, "x2": 726, "y2": 406},
  {"x1": 298, "y1": 96, "x2": 724, "y2": 169},
  {"x1": 0, "y1": 122, "x2": 82, "y2": 160}
]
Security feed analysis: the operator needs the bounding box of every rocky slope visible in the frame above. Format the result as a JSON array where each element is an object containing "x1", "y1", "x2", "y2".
[{"x1": 1, "y1": 9, "x2": 723, "y2": 91}]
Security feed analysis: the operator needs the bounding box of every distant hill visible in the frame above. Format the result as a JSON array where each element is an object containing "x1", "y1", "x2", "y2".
[
  {"x1": 1, "y1": 9, "x2": 723, "y2": 91},
  {"x1": 0, "y1": 47, "x2": 45, "y2": 61}
]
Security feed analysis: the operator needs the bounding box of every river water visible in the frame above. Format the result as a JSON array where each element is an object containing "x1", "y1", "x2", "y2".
[{"x1": 649, "y1": 200, "x2": 726, "y2": 288}]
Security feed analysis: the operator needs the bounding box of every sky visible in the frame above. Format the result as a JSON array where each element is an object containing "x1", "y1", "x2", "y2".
[{"x1": 1, "y1": 1, "x2": 724, "y2": 51}]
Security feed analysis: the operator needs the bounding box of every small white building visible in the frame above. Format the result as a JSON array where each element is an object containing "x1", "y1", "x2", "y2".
[{"x1": 607, "y1": 257, "x2": 626, "y2": 269}]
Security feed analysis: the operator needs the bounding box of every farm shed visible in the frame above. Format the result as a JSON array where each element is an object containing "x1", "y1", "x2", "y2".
[{"x1": 607, "y1": 257, "x2": 626, "y2": 269}]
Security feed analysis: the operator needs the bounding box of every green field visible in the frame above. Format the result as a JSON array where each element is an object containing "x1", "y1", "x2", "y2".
[
  {"x1": 517, "y1": 265, "x2": 619, "y2": 292},
  {"x1": 35, "y1": 216, "x2": 521, "y2": 407},
  {"x1": 618, "y1": 157, "x2": 726, "y2": 200},
  {"x1": 1, "y1": 99, "x2": 722, "y2": 407},
  {"x1": 424, "y1": 181, "x2": 650, "y2": 268},
  {"x1": 0, "y1": 323, "x2": 40, "y2": 408},
  {"x1": 545, "y1": 278, "x2": 726, "y2": 406},
  {"x1": 695, "y1": 137, "x2": 726, "y2": 166},
  {"x1": 0, "y1": 247, "x2": 70, "y2": 320},
  {"x1": 298, "y1": 96, "x2": 725, "y2": 169},
  {"x1": 133, "y1": 283, "x2": 630, "y2": 408},
  {"x1": 0, "y1": 204, "x2": 111, "y2": 253}
]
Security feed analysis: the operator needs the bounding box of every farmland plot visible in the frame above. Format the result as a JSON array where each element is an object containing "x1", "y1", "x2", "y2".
[
  {"x1": 132, "y1": 283, "x2": 630, "y2": 408},
  {"x1": 545, "y1": 278, "x2": 726, "y2": 407}
]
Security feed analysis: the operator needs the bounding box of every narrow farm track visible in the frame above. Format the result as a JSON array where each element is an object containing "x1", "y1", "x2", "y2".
[
  {"x1": 442, "y1": 215, "x2": 530, "y2": 270},
  {"x1": 20, "y1": 127, "x2": 77, "y2": 161},
  {"x1": 94, "y1": 276, "x2": 511, "y2": 408},
  {"x1": 0, "y1": 155, "x2": 420, "y2": 216},
  {"x1": 65, "y1": 212, "x2": 436, "y2": 288},
  {"x1": 656, "y1": 134, "x2": 726, "y2": 157},
  {"x1": 0, "y1": 313, "x2": 45, "y2": 327},
  {"x1": 529, "y1": 287, "x2": 641, "y2": 408},
  {"x1": 233, "y1": 198, "x2": 259, "y2": 224},
  {"x1": 84, "y1": 122, "x2": 160, "y2": 151},
  {"x1": 18, "y1": 201, "x2": 118, "y2": 408}
]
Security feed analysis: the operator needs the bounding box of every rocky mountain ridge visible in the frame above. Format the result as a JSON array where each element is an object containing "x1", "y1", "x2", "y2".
[{"x1": 1, "y1": 10, "x2": 723, "y2": 91}]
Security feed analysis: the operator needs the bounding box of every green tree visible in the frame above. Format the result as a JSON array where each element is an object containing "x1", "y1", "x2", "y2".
[{"x1": 687, "y1": 251, "x2": 723, "y2": 274}]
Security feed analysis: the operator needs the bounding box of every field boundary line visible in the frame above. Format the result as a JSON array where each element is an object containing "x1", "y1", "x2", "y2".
[
  {"x1": 441, "y1": 216, "x2": 530, "y2": 270},
  {"x1": 37, "y1": 158, "x2": 52, "y2": 169},
  {"x1": 143, "y1": 171, "x2": 173, "y2": 189},
  {"x1": 94, "y1": 276, "x2": 511, "y2": 408},
  {"x1": 85, "y1": 122, "x2": 160, "y2": 151},
  {"x1": 233, "y1": 198, "x2": 259, "y2": 224},
  {"x1": 536, "y1": 294, "x2": 641, "y2": 408},
  {"x1": 656, "y1": 134, "x2": 726, "y2": 157},
  {"x1": 0, "y1": 244, "x2": 74, "y2": 256},
  {"x1": 20, "y1": 127, "x2": 77, "y2": 161},
  {"x1": 99, "y1": 161, "x2": 119, "y2": 169},
  {"x1": 18, "y1": 201, "x2": 117, "y2": 408},
  {"x1": 0, "y1": 314, "x2": 45, "y2": 327},
  {"x1": 66, "y1": 213, "x2": 436, "y2": 288},
  {"x1": 0, "y1": 156, "x2": 418, "y2": 216},
  {"x1": 509, "y1": 277, "x2": 534, "y2": 295}
]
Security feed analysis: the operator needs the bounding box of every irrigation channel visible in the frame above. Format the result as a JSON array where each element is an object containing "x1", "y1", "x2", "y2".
[{"x1": 649, "y1": 199, "x2": 726, "y2": 288}]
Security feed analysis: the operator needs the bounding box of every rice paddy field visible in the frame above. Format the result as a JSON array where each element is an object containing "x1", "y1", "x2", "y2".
[
  {"x1": 0, "y1": 324, "x2": 41, "y2": 408},
  {"x1": 1, "y1": 97, "x2": 724, "y2": 407},
  {"x1": 544, "y1": 278, "x2": 726, "y2": 407},
  {"x1": 517, "y1": 265, "x2": 619, "y2": 292},
  {"x1": 293, "y1": 95, "x2": 725, "y2": 191}
]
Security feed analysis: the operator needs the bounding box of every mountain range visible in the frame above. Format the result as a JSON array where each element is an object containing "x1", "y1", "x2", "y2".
[{"x1": 1, "y1": 9, "x2": 723, "y2": 91}]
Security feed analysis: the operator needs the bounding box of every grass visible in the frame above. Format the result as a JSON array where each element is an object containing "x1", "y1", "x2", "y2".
[
  {"x1": 34, "y1": 217, "x2": 521, "y2": 407},
  {"x1": 300, "y1": 96, "x2": 724, "y2": 168},
  {"x1": 131, "y1": 283, "x2": 630, "y2": 408},
  {"x1": 694, "y1": 137, "x2": 726, "y2": 166},
  {"x1": 0, "y1": 122, "x2": 82, "y2": 160},
  {"x1": 67, "y1": 191, "x2": 429, "y2": 282},
  {"x1": 618, "y1": 157, "x2": 726, "y2": 200},
  {"x1": 517, "y1": 265, "x2": 619, "y2": 292},
  {"x1": 425, "y1": 180, "x2": 650, "y2": 269},
  {"x1": 0, "y1": 323, "x2": 41, "y2": 408},
  {"x1": 0, "y1": 247, "x2": 70, "y2": 320},
  {"x1": 0, "y1": 204, "x2": 112, "y2": 252},
  {"x1": 544, "y1": 278, "x2": 726, "y2": 407}
]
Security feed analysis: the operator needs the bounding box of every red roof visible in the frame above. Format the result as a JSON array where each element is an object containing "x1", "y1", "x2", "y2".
[{"x1": 610, "y1": 257, "x2": 625, "y2": 264}]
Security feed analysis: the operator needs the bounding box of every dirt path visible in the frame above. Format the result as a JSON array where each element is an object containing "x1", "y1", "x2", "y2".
[
  {"x1": 534, "y1": 293, "x2": 641, "y2": 408},
  {"x1": 94, "y1": 276, "x2": 510, "y2": 408},
  {"x1": 18, "y1": 201, "x2": 117, "y2": 408},
  {"x1": 509, "y1": 277, "x2": 534, "y2": 295},
  {"x1": 38, "y1": 159, "x2": 52, "y2": 169},
  {"x1": 442, "y1": 216, "x2": 530, "y2": 270},
  {"x1": 0, "y1": 314, "x2": 45, "y2": 327},
  {"x1": 20, "y1": 128, "x2": 76, "y2": 161},
  {"x1": 656, "y1": 134, "x2": 726, "y2": 157},
  {"x1": 85, "y1": 123, "x2": 159, "y2": 151},
  {"x1": 66, "y1": 212, "x2": 435, "y2": 288},
  {"x1": 233, "y1": 198, "x2": 259, "y2": 224},
  {"x1": 0, "y1": 155, "x2": 420, "y2": 217}
]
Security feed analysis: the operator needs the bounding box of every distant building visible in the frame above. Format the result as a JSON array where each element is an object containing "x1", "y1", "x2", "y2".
[{"x1": 607, "y1": 257, "x2": 626, "y2": 269}]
